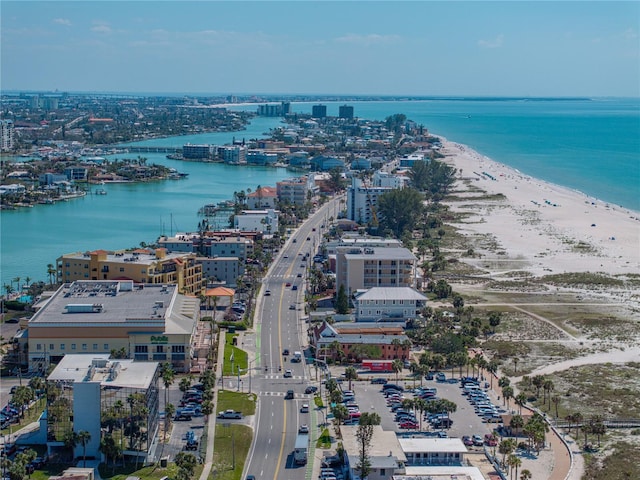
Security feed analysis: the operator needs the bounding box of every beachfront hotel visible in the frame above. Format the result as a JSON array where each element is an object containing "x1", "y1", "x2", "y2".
[
  {"x1": 46, "y1": 354, "x2": 159, "y2": 462},
  {"x1": 27, "y1": 280, "x2": 199, "y2": 373},
  {"x1": 347, "y1": 176, "x2": 395, "y2": 225},
  {"x1": 56, "y1": 248, "x2": 203, "y2": 295}
]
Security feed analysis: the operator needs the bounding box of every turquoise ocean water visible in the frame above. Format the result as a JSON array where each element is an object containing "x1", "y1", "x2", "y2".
[{"x1": 1, "y1": 98, "x2": 638, "y2": 287}]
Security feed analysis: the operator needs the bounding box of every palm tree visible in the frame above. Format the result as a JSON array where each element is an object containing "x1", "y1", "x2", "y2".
[
  {"x1": 508, "y1": 454, "x2": 522, "y2": 480},
  {"x1": 46, "y1": 263, "x2": 56, "y2": 285},
  {"x1": 13, "y1": 277, "x2": 21, "y2": 291},
  {"x1": 515, "y1": 392, "x2": 527, "y2": 415},
  {"x1": 344, "y1": 366, "x2": 358, "y2": 391},
  {"x1": 542, "y1": 379, "x2": 554, "y2": 407},
  {"x1": 551, "y1": 395, "x2": 561, "y2": 418},
  {"x1": 512, "y1": 357, "x2": 519, "y2": 375},
  {"x1": 519, "y1": 469, "x2": 532, "y2": 480},
  {"x1": 487, "y1": 360, "x2": 499, "y2": 389},
  {"x1": 510, "y1": 414, "x2": 524, "y2": 438},
  {"x1": 391, "y1": 359, "x2": 404, "y2": 383},
  {"x1": 77, "y1": 430, "x2": 91, "y2": 467},
  {"x1": 502, "y1": 385, "x2": 514, "y2": 408},
  {"x1": 498, "y1": 439, "x2": 516, "y2": 468}
]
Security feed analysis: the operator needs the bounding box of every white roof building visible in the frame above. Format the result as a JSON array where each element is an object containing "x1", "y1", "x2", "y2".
[{"x1": 355, "y1": 287, "x2": 427, "y2": 322}]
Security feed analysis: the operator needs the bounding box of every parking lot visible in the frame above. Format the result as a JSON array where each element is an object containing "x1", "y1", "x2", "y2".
[{"x1": 329, "y1": 369, "x2": 505, "y2": 449}]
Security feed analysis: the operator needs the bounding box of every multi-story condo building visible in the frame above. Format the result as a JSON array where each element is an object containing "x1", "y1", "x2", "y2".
[
  {"x1": 183, "y1": 144, "x2": 212, "y2": 159},
  {"x1": 57, "y1": 248, "x2": 203, "y2": 295},
  {"x1": 373, "y1": 170, "x2": 408, "y2": 189},
  {"x1": 324, "y1": 236, "x2": 402, "y2": 256},
  {"x1": 336, "y1": 246, "x2": 416, "y2": 295},
  {"x1": 346, "y1": 177, "x2": 394, "y2": 225},
  {"x1": 338, "y1": 104, "x2": 354, "y2": 119},
  {"x1": 354, "y1": 287, "x2": 427, "y2": 322},
  {"x1": 246, "y1": 150, "x2": 278, "y2": 166},
  {"x1": 1, "y1": 120, "x2": 15, "y2": 151},
  {"x1": 158, "y1": 233, "x2": 254, "y2": 261},
  {"x1": 28, "y1": 280, "x2": 199, "y2": 373},
  {"x1": 218, "y1": 145, "x2": 247, "y2": 164},
  {"x1": 311, "y1": 104, "x2": 327, "y2": 118},
  {"x1": 46, "y1": 354, "x2": 159, "y2": 462},
  {"x1": 197, "y1": 256, "x2": 243, "y2": 286},
  {"x1": 234, "y1": 209, "x2": 279, "y2": 234},
  {"x1": 276, "y1": 176, "x2": 314, "y2": 205}
]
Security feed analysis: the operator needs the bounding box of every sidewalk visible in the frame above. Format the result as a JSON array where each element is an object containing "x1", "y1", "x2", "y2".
[{"x1": 198, "y1": 327, "x2": 226, "y2": 480}]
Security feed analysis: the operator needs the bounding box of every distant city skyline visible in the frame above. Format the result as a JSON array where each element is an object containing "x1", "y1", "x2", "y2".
[{"x1": 2, "y1": 1, "x2": 639, "y2": 97}]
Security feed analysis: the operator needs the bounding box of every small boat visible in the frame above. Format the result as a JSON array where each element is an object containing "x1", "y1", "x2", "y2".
[{"x1": 95, "y1": 189, "x2": 107, "y2": 195}]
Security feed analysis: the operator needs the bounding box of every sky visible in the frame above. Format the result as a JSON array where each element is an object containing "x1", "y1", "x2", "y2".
[{"x1": 1, "y1": 1, "x2": 639, "y2": 97}]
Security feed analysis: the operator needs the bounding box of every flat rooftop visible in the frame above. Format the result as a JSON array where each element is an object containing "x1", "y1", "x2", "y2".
[
  {"x1": 29, "y1": 281, "x2": 198, "y2": 334},
  {"x1": 340, "y1": 425, "x2": 406, "y2": 462},
  {"x1": 48, "y1": 354, "x2": 157, "y2": 389},
  {"x1": 398, "y1": 466, "x2": 485, "y2": 480},
  {"x1": 356, "y1": 287, "x2": 427, "y2": 302},
  {"x1": 342, "y1": 247, "x2": 416, "y2": 261},
  {"x1": 398, "y1": 437, "x2": 468, "y2": 454},
  {"x1": 61, "y1": 249, "x2": 193, "y2": 266}
]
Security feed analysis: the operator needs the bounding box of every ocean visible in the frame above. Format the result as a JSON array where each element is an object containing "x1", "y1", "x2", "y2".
[{"x1": 1, "y1": 98, "x2": 638, "y2": 288}]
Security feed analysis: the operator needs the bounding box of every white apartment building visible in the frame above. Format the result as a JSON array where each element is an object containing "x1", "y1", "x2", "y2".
[
  {"x1": 346, "y1": 177, "x2": 394, "y2": 225},
  {"x1": 234, "y1": 209, "x2": 279, "y2": 234},
  {"x1": 1, "y1": 120, "x2": 15, "y2": 151},
  {"x1": 354, "y1": 287, "x2": 427, "y2": 322}
]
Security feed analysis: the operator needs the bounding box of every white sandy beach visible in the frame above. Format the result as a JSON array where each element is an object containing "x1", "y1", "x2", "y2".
[{"x1": 439, "y1": 138, "x2": 640, "y2": 279}]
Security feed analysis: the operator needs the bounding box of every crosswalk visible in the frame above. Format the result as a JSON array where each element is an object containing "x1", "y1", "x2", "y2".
[
  {"x1": 259, "y1": 391, "x2": 313, "y2": 398},
  {"x1": 264, "y1": 374, "x2": 305, "y2": 380}
]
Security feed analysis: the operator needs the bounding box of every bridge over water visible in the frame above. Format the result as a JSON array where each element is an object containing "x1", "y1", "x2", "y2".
[{"x1": 117, "y1": 146, "x2": 182, "y2": 154}]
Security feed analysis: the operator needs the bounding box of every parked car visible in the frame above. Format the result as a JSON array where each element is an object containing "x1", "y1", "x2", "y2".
[
  {"x1": 399, "y1": 420, "x2": 419, "y2": 429},
  {"x1": 472, "y1": 434, "x2": 484, "y2": 446},
  {"x1": 436, "y1": 372, "x2": 446, "y2": 382},
  {"x1": 370, "y1": 378, "x2": 388, "y2": 385},
  {"x1": 462, "y1": 435, "x2": 474, "y2": 446},
  {"x1": 484, "y1": 434, "x2": 498, "y2": 446},
  {"x1": 217, "y1": 410, "x2": 242, "y2": 419}
]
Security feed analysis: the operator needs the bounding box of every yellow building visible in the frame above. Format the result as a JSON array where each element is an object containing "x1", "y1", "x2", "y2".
[{"x1": 57, "y1": 248, "x2": 203, "y2": 295}]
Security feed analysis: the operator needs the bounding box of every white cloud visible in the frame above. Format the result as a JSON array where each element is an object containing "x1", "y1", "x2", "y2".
[
  {"x1": 53, "y1": 18, "x2": 72, "y2": 27},
  {"x1": 334, "y1": 33, "x2": 401, "y2": 47},
  {"x1": 478, "y1": 34, "x2": 504, "y2": 49},
  {"x1": 621, "y1": 28, "x2": 638, "y2": 40},
  {"x1": 91, "y1": 23, "x2": 112, "y2": 34}
]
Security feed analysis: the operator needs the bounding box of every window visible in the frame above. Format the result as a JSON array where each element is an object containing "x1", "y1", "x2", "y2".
[
  {"x1": 119, "y1": 267, "x2": 125, "y2": 272},
  {"x1": 104, "y1": 343, "x2": 109, "y2": 350},
  {"x1": 36, "y1": 344, "x2": 42, "y2": 351},
  {"x1": 71, "y1": 344, "x2": 76, "y2": 350},
  {"x1": 156, "y1": 345, "x2": 164, "y2": 353},
  {"x1": 60, "y1": 344, "x2": 65, "y2": 350},
  {"x1": 134, "y1": 345, "x2": 148, "y2": 353},
  {"x1": 50, "y1": 344, "x2": 54, "y2": 350},
  {"x1": 93, "y1": 344, "x2": 98, "y2": 350},
  {"x1": 82, "y1": 344, "x2": 87, "y2": 350},
  {"x1": 172, "y1": 345, "x2": 185, "y2": 353}
]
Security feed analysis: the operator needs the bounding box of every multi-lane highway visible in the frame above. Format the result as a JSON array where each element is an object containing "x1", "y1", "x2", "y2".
[{"x1": 244, "y1": 196, "x2": 342, "y2": 480}]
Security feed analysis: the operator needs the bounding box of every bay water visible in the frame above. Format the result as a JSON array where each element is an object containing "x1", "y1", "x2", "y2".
[{"x1": 2, "y1": 99, "x2": 638, "y2": 287}]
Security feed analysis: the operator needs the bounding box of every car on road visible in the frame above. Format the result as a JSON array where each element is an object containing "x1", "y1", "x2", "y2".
[
  {"x1": 462, "y1": 435, "x2": 474, "y2": 446},
  {"x1": 264, "y1": 290, "x2": 271, "y2": 296},
  {"x1": 299, "y1": 424, "x2": 309, "y2": 433},
  {"x1": 300, "y1": 403, "x2": 309, "y2": 413},
  {"x1": 289, "y1": 304, "x2": 296, "y2": 310},
  {"x1": 472, "y1": 434, "x2": 484, "y2": 446},
  {"x1": 285, "y1": 282, "x2": 292, "y2": 287},
  {"x1": 246, "y1": 476, "x2": 256, "y2": 480},
  {"x1": 297, "y1": 273, "x2": 303, "y2": 277},
  {"x1": 304, "y1": 386, "x2": 318, "y2": 394},
  {"x1": 284, "y1": 369, "x2": 293, "y2": 378},
  {"x1": 306, "y1": 237, "x2": 310, "y2": 241},
  {"x1": 285, "y1": 390, "x2": 294, "y2": 399},
  {"x1": 217, "y1": 410, "x2": 242, "y2": 419},
  {"x1": 283, "y1": 349, "x2": 290, "y2": 356},
  {"x1": 292, "y1": 285, "x2": 298, "y2": 290}
]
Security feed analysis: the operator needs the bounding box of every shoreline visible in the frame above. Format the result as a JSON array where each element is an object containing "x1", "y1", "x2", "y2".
[{"x1": 437, "y1": 135, "x2": 640, "y2": 279}]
